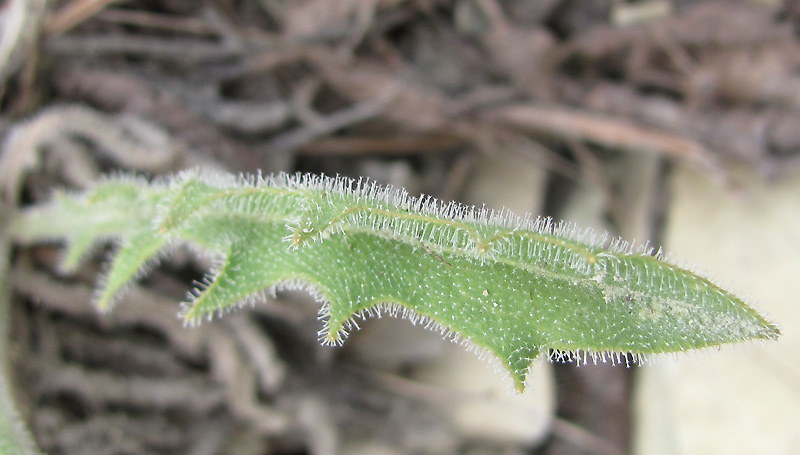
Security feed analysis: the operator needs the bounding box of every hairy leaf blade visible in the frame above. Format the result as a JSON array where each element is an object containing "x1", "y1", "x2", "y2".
[
  {"x1": 95, "y1": 230, "x2": 167, "y2": 310},
  {"x1": 9, "y1": 169, "x2": 780, "y2": 391}
]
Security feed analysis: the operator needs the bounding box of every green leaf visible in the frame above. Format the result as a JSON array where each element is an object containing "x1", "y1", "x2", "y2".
[{"x1": 9, "y1": 169, "x2": 780, "y2": 391}]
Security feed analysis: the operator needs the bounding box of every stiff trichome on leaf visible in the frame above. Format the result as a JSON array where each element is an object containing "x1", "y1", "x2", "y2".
[{"x1": 9, "y1": 169, "x2": 780, "y2": 391}]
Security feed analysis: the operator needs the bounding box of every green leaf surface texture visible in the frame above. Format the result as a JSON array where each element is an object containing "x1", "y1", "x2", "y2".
[{"x1": 9, "y1": 169, "x2": 780, "y2": 391}]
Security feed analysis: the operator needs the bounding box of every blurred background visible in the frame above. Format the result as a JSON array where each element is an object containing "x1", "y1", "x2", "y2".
[{"x1": 1, "y1": 0, "x2": 798, "y2": 454}]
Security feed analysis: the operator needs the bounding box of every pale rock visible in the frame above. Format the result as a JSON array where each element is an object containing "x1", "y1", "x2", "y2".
[
  {"x1": 339, "y1": 441, "x2": 407, "y2": 455},
  {"x1": 345, "y1": 316, "x2": 448, "y2": 369},
  {"x1": 412, "y1": 342, "x2": 555, "y2": 446},
  {"x1": 633, "y1": 164, "x2": 800, "y2": 455},
  {"x1": 461, "y1": 148, "x2": 548, "y2": 217}
]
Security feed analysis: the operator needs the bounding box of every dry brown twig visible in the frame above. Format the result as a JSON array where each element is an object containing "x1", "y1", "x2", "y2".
[
  {"x1": 481, "y1": 103, "x2": 724, "y2": 181},
  {"x1": 0, "y1": 0, "x2": 47, "y2": 101},
  {"x1": 45, "y1": 0, "x2": 121, "y2": 36}
]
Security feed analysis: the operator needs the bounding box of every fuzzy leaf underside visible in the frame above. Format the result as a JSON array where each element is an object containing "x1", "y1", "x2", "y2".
[{"x1": 9, "y1": 169, "x2": 780, "y2": 391}]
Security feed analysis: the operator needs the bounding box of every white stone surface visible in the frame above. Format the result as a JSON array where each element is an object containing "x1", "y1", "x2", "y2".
[
  {"x1": 340, "y1": 441, "x2": 408, "y2": 455},
  {"x1": 345, "y1": 315, "x2": 448, "y2": 369},
  {"x1": 633, "y1": 165, "x2": 800, "y2": 455},
  {"x1": 461, "y1": 148, "x2": 549, "y2": 217},
  {"x1": 412, "y1": 341, "x2": 556, "y2": 446}
]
